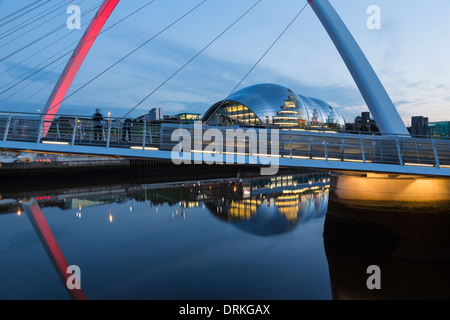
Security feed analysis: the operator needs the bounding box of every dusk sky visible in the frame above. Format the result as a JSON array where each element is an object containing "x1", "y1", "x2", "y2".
[{"x1": 0, "y1": 0, "x2": 449, "y2": 126}]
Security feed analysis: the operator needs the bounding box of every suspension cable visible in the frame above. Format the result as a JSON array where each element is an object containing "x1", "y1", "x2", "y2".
[
  {"x1": 0, "y1": 2, "x2": 102, "y2": 64},
  {"x1": 0, "y1": 0, "x2": 50, "y2": 29},
  {"x1": 0, "y1": 58, "x2": 68, "y2": 108},
  {"x1": 45, "y1": 0, "x2": 209, "y2": 115},
  {"x1": 0, "y1": 20, "x2": 89, "y2": 88},
  {"x1": 0, "y1": 3, "x2": 103, "y2": 95},
  {"x1": 0, "y1": 0, "x2": 79, "y2": 45},
  {"x1": 0, "y1": 2, "x2": 89, "y2": 91},
  {"x1": 0, "y1": 0, "x2": 154, "y2": 82},
  {"x1": 206, "y1": 1, "x2": 310, "y2": 120},
  {"x1": 122, "y1": 0, "x2": 264, "y2": 119},
  {"x1": 0, "y1": 0, "x2": 42, "y2": 24},
  {"x1": 3, "y1": 0, "x2": 159, "y2": 112}
]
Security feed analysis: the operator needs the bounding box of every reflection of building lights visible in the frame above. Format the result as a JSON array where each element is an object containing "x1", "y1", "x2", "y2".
[
  {"x1": 108, "y1": 204, "x2": 113, "y2": 223},
  {"x1": 17, "y1": 209, "x2": 21, "y2": 216},
  {"x1": 182, "y1": 201, "x2": 199, "y2": 208}
]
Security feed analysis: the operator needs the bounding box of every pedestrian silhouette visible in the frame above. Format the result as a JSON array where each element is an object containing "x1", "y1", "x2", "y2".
[
  {"x1": 122, "y1": 118, "x2": 133, "y2": 143},
  {"x1": 92, "y1": 108, "x2": 103, "y2": 141}
]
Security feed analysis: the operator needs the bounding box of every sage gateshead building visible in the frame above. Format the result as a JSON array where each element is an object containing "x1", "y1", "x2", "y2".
[{"x1": 203, "y1": 83, "x2": 346, "y2": 130}]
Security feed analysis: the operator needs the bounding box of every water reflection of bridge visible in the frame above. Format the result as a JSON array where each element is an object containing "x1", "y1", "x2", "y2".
[{"x1": 0, "y1": 171, "x2": 330, "y2": 228}]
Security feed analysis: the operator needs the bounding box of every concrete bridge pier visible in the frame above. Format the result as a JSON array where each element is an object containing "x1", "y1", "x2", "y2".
[
  {"x1": 330, "y1": 172, "x2": 450, "y2": 206},
  {"x1": 324, "y1": 172, "x2": 450, "y2": 261}
]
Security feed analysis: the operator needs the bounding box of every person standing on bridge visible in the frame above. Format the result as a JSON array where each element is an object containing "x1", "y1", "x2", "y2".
[
  {"x1": 122, "y1": 118, "x2": 133, "y2": 143},
  {"x1": 92, "y1": 108, "x2": 104, "y2": 141}
]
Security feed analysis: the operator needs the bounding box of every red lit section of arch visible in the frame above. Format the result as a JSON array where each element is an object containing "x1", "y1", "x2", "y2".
[{"x1": 42, "y1": 0, "x2": 120, "y2": 136}]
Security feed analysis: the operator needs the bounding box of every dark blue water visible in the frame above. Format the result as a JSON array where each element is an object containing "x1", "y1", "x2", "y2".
[{"x1": 0, "y1": 172, "x2": 333, "y2": 300}]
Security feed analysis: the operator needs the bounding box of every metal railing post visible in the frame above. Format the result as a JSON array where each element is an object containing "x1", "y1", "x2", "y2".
[
  {"x1": 36, "y1": 114, "x2": 44, "y2": 143},
  {"x1": 359, "y1": 133, "x2": 366, "y2": 163},
  {"x1": 148, "y1": 123, "x2": 153, "y2": 144},
  {"x1": 159, "y1": 125, "x2": 164, "y2": 149},
  {"x1": 308, "y1": 135, "x2": 312, "y2": 158},
  {"x1": 142, "y1": 120, "x2": 146, "y2": 149},
  {"x1": 323, "y1": 131, "x2": 328, "y2": 160},
  {"x1": 289, "y1": 131, "x2": 292, "y2": 158},
  {"x1": 396, "y1": 137, "x2": 403, "y2": 166},
  {"x1": 106, "y1": 120, "x2": 111, "y2": 148},
  {"x1": 3, "y1": 114, "x2": 11, "y2": 142},
  {"x1": 414, "y1": 140, "x2": 420, "y2": 164},
  {"x1": 71, "y1": 117, "x2": 78, "y2": 146},
  {"x1": 432, "y1": 138, "x2": 440, "y2": 168},
  {"x1": 56, "y1": 122, "x2": 61, "y2": 139}
]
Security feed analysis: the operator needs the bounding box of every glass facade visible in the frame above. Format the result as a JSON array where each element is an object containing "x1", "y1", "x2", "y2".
[
  {"x1": 206, "y1": 101, "x2": 263, "y2": 126},
  {"x1": 428, "y1": 121, "x2": 450, "y2": 138},
  {"x1": 203, "y1": 84, "x2": 345, "y2": 130}
]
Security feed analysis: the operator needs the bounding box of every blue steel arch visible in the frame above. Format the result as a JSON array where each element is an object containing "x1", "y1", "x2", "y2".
[{"x1": 308, "y1": 0, "x2": 409, "y2": 136}]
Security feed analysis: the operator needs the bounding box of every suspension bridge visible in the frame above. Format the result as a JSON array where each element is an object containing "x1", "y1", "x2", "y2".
[{"x1": 1, "y1": 0, "x2": 449, "y2": 301}]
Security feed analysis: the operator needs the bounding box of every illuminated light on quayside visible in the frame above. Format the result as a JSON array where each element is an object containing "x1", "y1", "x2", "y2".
[
  {"x1": 404, "y1": 163, "x2": 436, "y2": 167},
  {"x1": 253, "y1": 154, "x2": 281, "y2": 158},
  {"x1": 42, "y1": 141, "x2": 70, "y2": 145},
  {"x1": 130, "y1": 146, "x2": 159, "y2": 151}
]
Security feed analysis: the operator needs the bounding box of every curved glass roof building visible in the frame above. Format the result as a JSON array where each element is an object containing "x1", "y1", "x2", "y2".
[{"x1": 203, "y1": 83, "x2": 346, "y2": 130}]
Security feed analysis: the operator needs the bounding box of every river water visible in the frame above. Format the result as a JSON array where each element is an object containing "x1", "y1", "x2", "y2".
[{"x1": 0, "y1": 168, "x2": 448, "y2": 300}]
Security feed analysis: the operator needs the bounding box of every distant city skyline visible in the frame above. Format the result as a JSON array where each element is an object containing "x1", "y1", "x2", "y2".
[{"x1": 0, "y1": 0, "x2": 449, "y2": 125}]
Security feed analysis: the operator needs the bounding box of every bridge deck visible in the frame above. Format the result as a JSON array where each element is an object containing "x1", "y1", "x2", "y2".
[{"x1": 0, "y1": 112, "x2": 449, "y2": 176}]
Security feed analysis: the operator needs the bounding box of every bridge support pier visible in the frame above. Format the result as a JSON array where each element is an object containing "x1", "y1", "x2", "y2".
[
  {"x1": 330, "y1": 172, "x2": 450, "y2": 206},
  {"x1": 324, "y1": 172, "x2": 450, "y2": 261}
]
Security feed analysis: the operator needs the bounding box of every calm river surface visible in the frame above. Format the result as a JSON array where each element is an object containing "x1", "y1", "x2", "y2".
[
  {"x1": 0, "y1": 170, "x2": 333, "y2": 300},
  {"x1": 0, "y1": 168, "x2": 448, "y2": 300}
]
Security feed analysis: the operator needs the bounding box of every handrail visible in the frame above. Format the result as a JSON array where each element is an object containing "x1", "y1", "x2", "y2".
[
  {"x1": 0, "y1": 111, "x2": 449, "y2": 170},
  {"x1": 0, "y1": 110, "x2": 447, "y2": 141}
]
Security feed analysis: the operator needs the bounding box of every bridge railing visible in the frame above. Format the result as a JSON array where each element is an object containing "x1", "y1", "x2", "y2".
[{"x1": 0, "y1": 112, "x2": 449, "y2": 169}]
